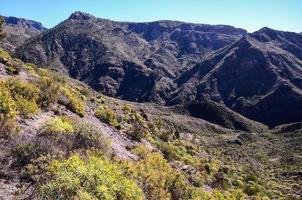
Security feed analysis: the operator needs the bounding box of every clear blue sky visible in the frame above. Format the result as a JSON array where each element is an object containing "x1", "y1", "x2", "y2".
[{"x1": 1, "y1": 0, "x2": 301, "y2": 33}]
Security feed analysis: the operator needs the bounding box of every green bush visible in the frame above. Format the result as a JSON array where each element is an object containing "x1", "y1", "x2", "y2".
[
  {"x1": 5, "y1": 78, "x2": 40, "y2": 117},
  {"x1": 11, "y1": 143, "x2": 42, "y2": 167},
  {"x1": 0, "y1": 48, "x2": 11, "y2": 59},
  {"x1": 95, "y1": 105, "x2": 118, "y2": 127},
  {"x1": 127, "y1": 122, "x2": 148, "y2": 141},
  {"x1": 39, "y1": 116, "x2": 111, "y2": 155},
  {"x1": 15, "y1": 97, "x2": 39, "y2": 117},
  {"x1": 128, "y1": 152, "x2": 195, "y2": 200},
  {"x1": 42, "y1": 117, "x2": 74, "y2": 134},
  {"x1": 128, "y1": 152, "x2": 174, "y2": 200},
  {"x1": 39, "y1": 155, "x2": 144, "y2": 200},
  {"x1": 5, "y1": 78, "x2": 40, "y2": 101},
  {"x1": 59, "y1": 87, "x2": 86, "y2": 117},
  {"x1": 244, "y1": 182, "x2": 261, "y2": 196},
  {"x1": 37, "y1": 77, "x2": 59, "y2": 108},
  {"x1": 5, "y1": 65, "x2": 20, "y2": 75},
  {"x1": 122, "y1": 104, "x2": 133, "y2": 113},
  {"x1": 0, "y1": 82, "x2": 18, "y2": 136}
]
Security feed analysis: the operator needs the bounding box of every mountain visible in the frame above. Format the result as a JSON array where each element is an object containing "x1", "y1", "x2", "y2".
[
  {"x1": 14, "y1": 12, "x2": 302, "y2": 128},
  {"x1": 0, "y1": 16, "x2": 46, "y2": 53},
  {"x1": 1, "y1": 12, "x2": 302, "y2": 199},
  {"x1": 173, "y1": 28, "x2": 302, "y2": 127},
  {"x1": 1, "y1": 48, "x2": 301, "y2": 200},
  {"x1": 15, "y1": 11, "x2": 246, "y2": 103},
  {"x1": 182, "y1": 100, "x2": 268, "y2": 132}
]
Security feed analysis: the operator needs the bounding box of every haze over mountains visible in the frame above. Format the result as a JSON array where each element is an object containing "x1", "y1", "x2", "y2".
[{"x1": 2, "y1": 11, "x2": 302, "y2": 128}]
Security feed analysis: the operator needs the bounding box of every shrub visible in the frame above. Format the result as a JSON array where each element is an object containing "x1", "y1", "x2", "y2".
[
  {"x1": 39, "y1": 155, "x2": 144, "y2": 200},
  {"x1": 122, "y1": 104, "x2": 133, "y2": 113},
  {"x1": 59, "y1": 87, "x2": 86, "y2": 117},
  {"x1": 11, "y1": 143, "x2": 42, "y2": 167},
  {"x1": 71, "y1": 118, "x2": 112, "y2": 154},
  {"x1": 0, "y1": 82, "x2": 18, "y2": 136},
  {"x1": 95, "y1": 105, "x2": 118, "y2": 127},
  {"x1": 127, "y1": 122, "x2": 148, "y2": 141},
  {"x1": 158, "y1": 142, "x2": 182, "y2": 161},
  {"x1": 244, "y1": 182, "x2": 261, "y2": 196},
  {"x1": 0, "y1": 48, "x2": 11, "y2": 59},
  {"x1": 42, "y1": 117, "x2": 74, "y2": 134},
  {"x1": 4, "y1": 78, "x2": 40, "y2": 117},
  {"x1": 15, "y1": 97, "x2": 39, "y2": 117},
  {"x1": 127, "y1": 152, "x2": 194, "y2": 200},
  {"x1": 37, "y1": 77, "x2": 59, "y2": 108},
  {"x1": 128, "y1": 152, "x2": 172, "y2": 199},
  {"x1": 132, "y1": 144, "x2": 152, "y2": 159},
  {"x1": 24, "y1": 63, "x2": 37, "y2": 71},
  {"x1": 5, "y1": 78, "x2": 40, "y2": 101},
  {"x1": 38, "y1": 116, "x2": 111, "y2": 155},
  {"x1": 5, "y1": 65, "x2": 20, "y2": 75},
  {"x1": 5, "y1": 58, "x2": 24, "y2": 75}
]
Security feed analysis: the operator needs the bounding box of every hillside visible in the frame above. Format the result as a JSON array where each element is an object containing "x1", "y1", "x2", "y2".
[
  {"x1": 0, "y1": 16, "x2": 46, "y2": 53},
  {"x1": 0, "y1": 11, "x2": 302, "y2": 199},
  {"x1": 0, "y1": 48, "x2": 302, "y2": 199},
  {"x1": 15, "y1": 11, "x2": 245, "y2": 103},
  {"x1": 13, "y1": 12, "x2": 302, "y2": 128},
  {"x1": 174, "y1": 28, "x2": 302, "y2": 127}
]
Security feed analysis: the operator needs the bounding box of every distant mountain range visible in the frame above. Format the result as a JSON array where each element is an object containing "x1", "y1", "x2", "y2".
[
  {"x1": 2, "y1": 11, "x2": 302, "y2": 128},
  {"x1": 0, "y1": 16, "x2": 46, "y2": 52}
]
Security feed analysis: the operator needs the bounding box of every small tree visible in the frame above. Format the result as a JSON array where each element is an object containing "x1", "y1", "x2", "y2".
[{"x1": 0, "y1": 17, "x2": 5, "y2": 40}]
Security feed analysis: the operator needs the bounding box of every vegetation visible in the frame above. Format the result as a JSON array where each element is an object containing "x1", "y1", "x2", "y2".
[
  {"x1": 95, "y1": 104, "x2": 118, "y2": 127},
  {"x1": 0, "y1": 16, "x2": 5, "y2": 40},
  {"x1": 38, "y1": 116, "x2": 112, "y2": 154},
  {"x1": 59, "y1": 86, "x2": 86, "y2": 117},
  {"x1": 37, "y1": 77, "x2": 59, "y2": 108},
  {"x1": 39, "y1": 155, "x2": 144, "y2": 200},
  {"x1": 0, "y1": 48, "x2": 301, "y2": 199},
  {"x1": 5, "y1": 78, "x2": 40, "y2": 117},
  {"x1": 0, "y1": 81, "x2": 18, "y2": 136}
]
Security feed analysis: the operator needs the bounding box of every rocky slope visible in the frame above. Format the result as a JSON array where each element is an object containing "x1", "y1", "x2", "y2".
[
  {"x1": 13, "y1": 12, "x2": 302, "y2": 128},
  {"x1": 15, "y1": 11, "x2": 246, "y2": 103},
  {"x1": 0, "y1": 48, "x2": 301, "y2": 199},
  {"x1": 0, "y1": 16, "x2": 46, "y2": 53},
  {"x1": 174, "y1": 28, "x2": 302, "y2": 127}
]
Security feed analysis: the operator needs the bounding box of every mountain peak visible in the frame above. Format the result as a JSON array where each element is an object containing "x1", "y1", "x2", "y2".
[
  {"x1": 258, "y1": 27, "x2": 274, "y2": 32},
  {"x1": 68, "y1": 11, "x2": 95, "y2": 20}
]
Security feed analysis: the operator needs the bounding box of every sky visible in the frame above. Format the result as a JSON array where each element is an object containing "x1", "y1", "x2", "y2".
[{"x1": 0, "y1": 0, "x2": 301, "y2": 33}]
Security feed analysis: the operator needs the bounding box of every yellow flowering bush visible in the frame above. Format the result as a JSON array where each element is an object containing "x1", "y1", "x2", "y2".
[
  {"x1": 0, "y1": 81, "x2": 18, "y2": 135},
  {"x1": 39, "y1": 155, "x2": 144, "y2": 200}
]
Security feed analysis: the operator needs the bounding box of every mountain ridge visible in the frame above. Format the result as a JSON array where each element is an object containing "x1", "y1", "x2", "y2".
[
  {"x1": 0, "y1": 15, "x2": 46, "y2": 52},
  {"x1": 11, "y1": 11, "x2": 302, "y2": 127},
  {"x1": 173, "y1": 29, "x2": 302, "y2": 127},
  {"x1": 0, "y1": 11, "x2": 302, "y2": 199}
]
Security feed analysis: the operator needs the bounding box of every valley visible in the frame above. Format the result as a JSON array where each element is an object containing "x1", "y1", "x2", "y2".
[{"x1": 0, "y1": 11, "x2": 301, "y2": 200}]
